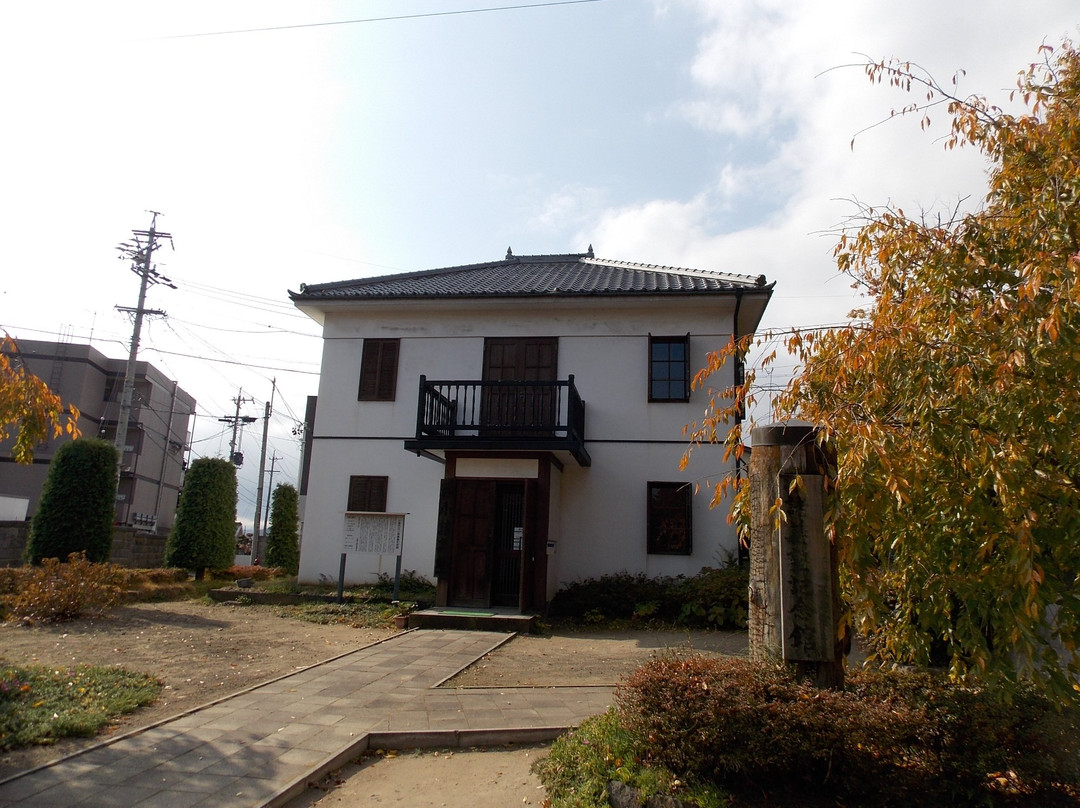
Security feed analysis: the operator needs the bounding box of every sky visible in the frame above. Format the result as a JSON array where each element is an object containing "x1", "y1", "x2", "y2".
[{"x1": 1, "y1": 0, "x2": 1076, "y2": 529}]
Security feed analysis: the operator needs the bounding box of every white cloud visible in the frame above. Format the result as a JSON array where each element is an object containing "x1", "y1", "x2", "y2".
[
  {"x1": 591, "y1": 0, "x2": 1079, "y2": 334},
  {"x1": 530, "y1": 185, "x2": 607, "y2": 232}
]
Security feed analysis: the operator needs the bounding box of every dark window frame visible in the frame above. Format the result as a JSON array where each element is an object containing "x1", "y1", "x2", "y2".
[
  {"x1": 646, "y1": 481, "x2": 692, "y2": 555},
  {"x1": 347, "y1": 475, "x2": 388, "y2": 512},
  {"x1": 648, "y1": 335, "x2": 690, "y2": 402},
  {"x1": 358, "y1": 339, "x2": 400, "y2": 401}
]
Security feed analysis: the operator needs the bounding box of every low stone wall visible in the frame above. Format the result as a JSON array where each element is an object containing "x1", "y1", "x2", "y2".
[
  {"x1": 0, "y1": 522, "x2": 168, "y2": 568},
  {"x1": 0, "y1": 522, "x2": 29, "y2": 567},
  {"x1": 108, "y1": 528, "x2": 169, "y2": 569}
]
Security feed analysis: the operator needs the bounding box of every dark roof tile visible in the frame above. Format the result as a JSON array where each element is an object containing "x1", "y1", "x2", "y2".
[{"x1": 290, "y1": 252, "x2": 770, "y2": 302}]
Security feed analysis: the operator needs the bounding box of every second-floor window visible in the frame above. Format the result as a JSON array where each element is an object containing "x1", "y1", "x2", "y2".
[
  {"x1": 358, "y1": 339, "x2": 399, "y2": 401},
  {"x1": 649, "y1": 335, "x2": 689, "y2": 402}
]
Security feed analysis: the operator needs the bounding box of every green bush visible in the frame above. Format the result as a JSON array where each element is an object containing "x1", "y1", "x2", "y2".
[
  {"x1": 614, "y1": 654, "x2": 1080, "y2": 805},
  {"x1": 371, "y1": 569, "x2": 435, "y2": 604},
  {"x1": 548, "y1": 566, "x2": 749, "y2": 629},
  {"x1": 549, "y1": 572, "x2": 673, "y2": 623},
  {"x1": 3, "y1": 553, "x2": 127, "y2": 623},
  {"x1": 26, "y1": 438, "x2": 118, "y2": 564},
  {"x1": 674, "y1": 566, "x2": 749, "y2": 629},
  {"x1": 535, "y1": 709, "x2": 727, "y2": 808},
  {"x1": 265, "y1": 483, "x2": 300, "y2": 574},
  {"x1": 165, "y1": 457, "x2": 237, "y2": 580}
]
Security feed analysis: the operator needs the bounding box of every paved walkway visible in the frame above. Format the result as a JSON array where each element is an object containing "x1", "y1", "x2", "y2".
[{"x1": 0, "y1": 630, "x2": 613, "y2": 808}]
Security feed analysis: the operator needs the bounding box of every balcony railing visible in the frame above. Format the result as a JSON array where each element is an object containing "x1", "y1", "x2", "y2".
[{"x1": 405, "y1": 375, "x2": 590, "y2": 466}]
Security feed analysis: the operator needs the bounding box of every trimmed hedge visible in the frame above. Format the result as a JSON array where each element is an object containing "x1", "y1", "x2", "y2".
[
  {"x1": 27, "y1": 438, "x2": 118, "y2": 564},
  {"x1": 548, "y1": 566, "x2": 749, "y2": 629},
  {"x1": 265, "y1": 483, "x2": 299, "y2": 574},
  {"x1": 165, "y1": 457, "x2": 237, "y2": 580},
  {"x1": 616, "y1": 654, "x2": 1080, "y2": 805}
]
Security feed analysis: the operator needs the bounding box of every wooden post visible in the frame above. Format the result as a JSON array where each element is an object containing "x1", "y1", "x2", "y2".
[{"x1": 749, "y1": 424, "x2": 844, "y2": 689}]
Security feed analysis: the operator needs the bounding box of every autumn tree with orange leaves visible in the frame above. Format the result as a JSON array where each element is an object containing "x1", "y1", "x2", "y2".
[
  {"x1": 687, "y1": 43, "x2": 1080, "y2": 700},
  {"x1": 0, "y1": 336, "x2": 80, "y2": 463}
]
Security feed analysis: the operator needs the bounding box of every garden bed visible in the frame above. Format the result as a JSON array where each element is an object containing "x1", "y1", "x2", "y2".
[{"x1": 206, "y1": 588, "x2": 362, "y2": 606}]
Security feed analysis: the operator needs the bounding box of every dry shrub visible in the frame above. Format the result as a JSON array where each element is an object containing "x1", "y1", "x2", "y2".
[
  {"x1": 0, "y1": 568, "x2": 20, "y2": 597},
  {"x1": 616, "y1": 654, "x2": 1080, "y2": 806},
  {"x1": 3, "y1": 553, "x2": 127, "y2": 623},
  {"x1": 119, "y1": 567, "x2": 194, "y2": 603},
  {"x1": 212, "y1": 565, "x2": 285, "y2": 582},
  {"x1": 130, "y1": 568, "x2": 190, "y2": 584}
]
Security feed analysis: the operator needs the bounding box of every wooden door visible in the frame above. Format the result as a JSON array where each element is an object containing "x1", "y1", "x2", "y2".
[
  {"x1": 482, "y1": 338, "x2": 558, "y2": 434},
  {"x1": 448, "y1": 479, "x2": 495, "y2": 607}
]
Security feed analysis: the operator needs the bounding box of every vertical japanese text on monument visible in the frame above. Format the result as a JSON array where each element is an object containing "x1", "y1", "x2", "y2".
[{"x1": 343, "y1": 512, "x2": 405, "y2": 555}]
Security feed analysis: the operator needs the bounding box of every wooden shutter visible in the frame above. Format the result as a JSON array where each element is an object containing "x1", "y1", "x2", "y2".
[
  {"x1": 358, "y1": 339, "x2": 400, "y2": 401},
  {"x1": 347, "y1": 475, "x2": 388, "y2": 512}
]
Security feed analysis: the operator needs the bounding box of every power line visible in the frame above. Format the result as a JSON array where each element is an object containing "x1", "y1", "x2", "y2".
[
  {"x1": 169, "y1": 276, "x2": 304, "y2": 311},
  {"x1": 156, "y1": 0, "x2": 606, "y2": 40},
  {"x1": 165, "y1": 316, "x2": 320, "y2": 338},
  {"x1": 141, "y1": 345, "x2": 320, "y2": 376}
]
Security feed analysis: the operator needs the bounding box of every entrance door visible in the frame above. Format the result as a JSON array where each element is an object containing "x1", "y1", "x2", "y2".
[
  {"x1": 436, "y1": 476, "x2": 544, "y2": 612},
  {"x1": 482, "y1": 338, "x2": 558, "y2": 434},
  {"x1": 447, "y1": 480, "x2": 495, "y2": 607}
]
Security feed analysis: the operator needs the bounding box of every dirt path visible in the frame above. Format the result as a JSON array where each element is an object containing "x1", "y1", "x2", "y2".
[
  {"x1": 446, "y1": 626, "x2": 748, "y2": 687},
  {"x1": 0, "y1": 600, "x2": 394, "y2": 778},
  {"x1": 290, "y1": 745, "x2": 550, "y2": 808}
]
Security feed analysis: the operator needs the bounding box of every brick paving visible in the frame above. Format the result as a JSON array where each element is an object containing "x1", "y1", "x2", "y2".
[{"x1": 0, "y1": 630, "x2": 612, "y2": 808}]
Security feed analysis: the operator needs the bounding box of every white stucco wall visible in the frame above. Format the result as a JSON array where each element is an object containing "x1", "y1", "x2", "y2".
[
  {"x1": 298, "y1": 296, "x2": 743, "y2": 587},
  {"x1": 299, "y1": 438, "x2": 444, "y2": 585}
]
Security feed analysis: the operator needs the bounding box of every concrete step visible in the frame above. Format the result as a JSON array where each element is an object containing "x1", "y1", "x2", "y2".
[{"x1": 404, "y1": 608, "x2": 537, "y2": 633}]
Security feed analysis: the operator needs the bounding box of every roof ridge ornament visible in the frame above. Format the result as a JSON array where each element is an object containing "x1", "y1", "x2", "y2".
[
  {"x1": 586, "y1": 244, "x2": 594, "y2": 258},
  {"x1": 506, "y1": 246, "x2": 514, "y2": 259}
]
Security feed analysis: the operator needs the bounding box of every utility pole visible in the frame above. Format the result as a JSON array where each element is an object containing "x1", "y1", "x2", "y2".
[
  {"x1": 252, "y1": 379, "x2": 276, "y2": 564},
  {"x1": 218, "y1": 391, "x2": 256, "y2": 467},
  {"x1": 263, "y1": 452, "x2": 281, "y2": 533},
  {"x1": 114, "y1": 213, "x2": 174, "y2": 509}
]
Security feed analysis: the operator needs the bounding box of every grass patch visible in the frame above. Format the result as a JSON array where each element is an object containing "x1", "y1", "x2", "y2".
[
  {"x1": 269, "y1": 601, "x2": 415, "y2": 628},
  {"x1": 0, "y1": 663, "x2": 161, "y2": 750},
  {"x1": 534, "y1": 709, "x2": 729, "y2": 808}
]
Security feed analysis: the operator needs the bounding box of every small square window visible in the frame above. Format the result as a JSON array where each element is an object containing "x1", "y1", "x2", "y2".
[
  {"x1": 358, "y1": 339, "x2": 399, "y2": 401},
  {"x1": 649, "y1": 336, "x2": 689, "y2": 402},
  {"x1": 647, "y1": 481, "x2": 692, "y2": 555},
  {"x1": 347, "y1": 475, "x2": 388, "y2": 512}
]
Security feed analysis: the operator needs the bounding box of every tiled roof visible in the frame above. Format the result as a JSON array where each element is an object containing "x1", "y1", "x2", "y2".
[{"x1": 290, "y1": 250, "x2": 771, "y2": 302}]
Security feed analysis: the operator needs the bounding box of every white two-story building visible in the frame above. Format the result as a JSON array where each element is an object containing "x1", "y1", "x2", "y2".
[{"x1": 290, "y1": 249, "x2": 772, "y2": 612}]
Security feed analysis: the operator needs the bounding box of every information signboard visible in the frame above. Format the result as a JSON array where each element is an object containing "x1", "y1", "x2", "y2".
[{"x1": 343, "y1": 512, "x2": 406, "y2": 555}]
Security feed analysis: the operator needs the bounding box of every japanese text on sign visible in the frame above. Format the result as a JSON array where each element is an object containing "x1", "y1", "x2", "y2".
[{"x1": 343, "y1": 512, "x2": 405, "y2": 555}]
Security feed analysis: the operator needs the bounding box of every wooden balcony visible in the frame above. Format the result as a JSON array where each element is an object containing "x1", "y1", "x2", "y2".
[{"x1": 404, "y1": 375, "x2": 591, "y2": 467}]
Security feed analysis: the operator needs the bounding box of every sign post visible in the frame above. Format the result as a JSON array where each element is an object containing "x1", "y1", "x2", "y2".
[{"x1": 342, "y1": 512, "x2": 407, "y2": 601}]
